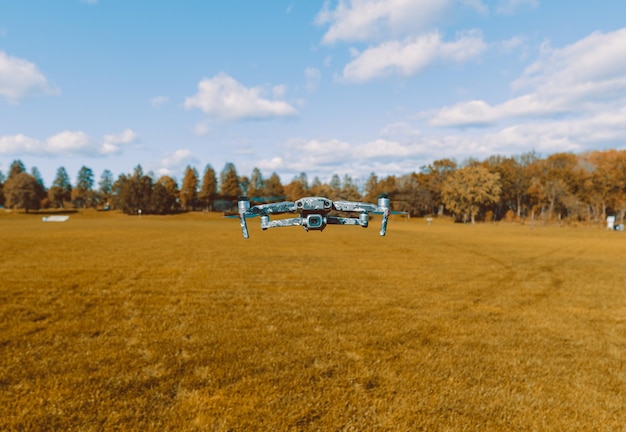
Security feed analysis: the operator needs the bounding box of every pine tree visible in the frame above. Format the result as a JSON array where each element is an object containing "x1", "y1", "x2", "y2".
[
  {"x1": 48, "y1": 166, "x2": 72, "y2": 208},
  {"x1": 99, "y1": 169, "x2": 114, "y2": 208},
  {"x1": 73, "y1": 166, "x2": 95, "y2": 208}
]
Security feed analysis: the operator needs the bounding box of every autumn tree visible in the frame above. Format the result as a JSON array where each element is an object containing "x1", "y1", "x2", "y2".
[
  {"x1": 151, "y1": 176, "x2": 179, "y2": 214},
  {"x1": 329, "y1": 174, "x2": 342, "y2": 199},
  {"x1": 112, "y1": 165, "x2": 153, "y2": 214},
  {"x1": 199, "y1": 164, "x2": 218, "y2": 210},
  {"x1": 421, "y1": 158, "x2": 457, "y2": 215},
  {"x1": 442, "y1": 164, "x2": 501, "y2": 223},
  {"x1": 48, "y1": 167, "x2": 72, "y2": 208},
  {"x1": 309, "y1": 176, "x2": 332, "y2": 197},
  {"x1": 180, "y1": 165, "x2": 199, "y2": 211},
  {"x1": 264, "y1": 172, "x2": 284, "y2": 199},
  {"x1": 247, "y1": 167, "x2": 265, "y2": 198},
  {"x1": 0, "y1": 170, "x2": 5, "y2": 206},
  {"x1": 365, "y1": 173, "x2": 397, "y2": 203},
  {"x1": 284, "y1": 172, "x2": 308, "y2": 201},
  {"x1": 526, "y1": 153, "x2": 580, "y2": 220},
  {"x1": 396, "y1": 173, "x2": 431, "y2": 216},
  {"x1": 338, "y1": 174, "x2": 361, "y2": 201},
  {"x1": 220, "y1": 162, "x2": 242, "y2": 197},
  {"x1": 4, "y1": 172, "x2": 41, "y2": 212},
  {"x1": 483, "y1": 155, "x2": 534, "y2": 219}
]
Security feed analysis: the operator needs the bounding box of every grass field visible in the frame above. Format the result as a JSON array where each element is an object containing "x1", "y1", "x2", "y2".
[{"x1": 1, "y1": 210, "x2": 625, "y2": 431}]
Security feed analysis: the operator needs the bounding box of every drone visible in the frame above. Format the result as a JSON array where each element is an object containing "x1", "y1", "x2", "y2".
[{"x1": 234, "y1": 194, "x2": 393, "y2": 239}]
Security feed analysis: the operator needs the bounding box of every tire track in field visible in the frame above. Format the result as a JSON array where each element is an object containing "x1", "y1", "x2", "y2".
[{"x1": 433, "y1": 233, "x2": 586, "y2": 308}]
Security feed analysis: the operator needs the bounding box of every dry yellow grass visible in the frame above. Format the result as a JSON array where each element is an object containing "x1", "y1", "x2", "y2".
[{"x1": 1, "y1": 210, "x2": 625, "y2": 430}]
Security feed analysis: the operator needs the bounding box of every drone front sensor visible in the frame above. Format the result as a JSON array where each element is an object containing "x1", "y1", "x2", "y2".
[{"x1": 234, "y1": 195, "x2": 395, "y2": 239}]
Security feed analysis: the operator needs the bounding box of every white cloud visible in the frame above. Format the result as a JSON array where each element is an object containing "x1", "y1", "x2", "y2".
[
  {"x1": 379, "y1": 122, "x2": 421, "y2": 139},
  {"x1": 305, "y1": 67, "x2": 321, "y2": 93},
  {"x1": 341, "y1": 30, "x2": 486, "y2": 82},
  {"x1": 272, "y1": 84, "x2": 288, "y2": 99},
  {"x1": 253, "y1": 101, "x2": 626, "y2": 180},
  {"x1": 193, "y1": 121, "x2": 211, "y2": 136},
  {"x1": 150, "y1": 96, "x2": 169, "y2": 107},
  {"x1": 157, "y1": 149, "x2": 199, "y2": 177},
  {"x1": 459, "y1": 0, "x2": 489, "y2": 15},
  {"x1": 0, "y1": 51, "x2": 59, "y2": 102},
  {"x1": 46, "y1": 131, "x2": 94, "y2": 154},
  {"x1": 0, "y1": 129, "x2": 137, "y2": 157},
  {"x1": 102, "y1": 129, "x2": 138, "y2": 155},
  {"x1": 0, "y1": 134, "x2": 42, "y2": 154},
  {"x1": 495, "y1": 0, "x2": 539, "y2": 15},
  {"x1": 184, "y1": 73, "x2": 297, "y2": 121},
  {"x1": 315, "y1": 0, "x2": 452, "y2": 44},
  {"x1": 431, "y1": 27, "x2": 626, "y2": 127},
  {"x1": 256, "y1": 135, "x2": 433, "y2": 180}
]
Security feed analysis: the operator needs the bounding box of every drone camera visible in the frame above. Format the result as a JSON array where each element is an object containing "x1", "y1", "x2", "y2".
[{"x1": 304, "y1": 214, "x2": 326, "y2": 230}]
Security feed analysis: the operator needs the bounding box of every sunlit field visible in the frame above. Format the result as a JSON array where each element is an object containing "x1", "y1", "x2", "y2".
[{"x1": 1, "y1": 210, "x2": 625, "y2": 430}]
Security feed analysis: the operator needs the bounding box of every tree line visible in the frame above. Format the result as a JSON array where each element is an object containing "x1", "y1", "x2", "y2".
[{"x1": 2, "y1": 149, "x2": 626, "y2": 223}]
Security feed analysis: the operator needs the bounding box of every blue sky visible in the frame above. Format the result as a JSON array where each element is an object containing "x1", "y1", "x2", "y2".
[{"x1": 1, "y1": 0, "x2": 626, "y2": 187}]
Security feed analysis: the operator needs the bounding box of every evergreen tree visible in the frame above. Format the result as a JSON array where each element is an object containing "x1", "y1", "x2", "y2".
[
  {"x1": 8, "y1": 159, "x2": 26, "y2": 180},
  {"x1": 48, "y1": 166, "x2": 72, "y2": 208},
  {"x1": 99, "y1": 169, "x2": 114, "y2": 208},
  {"x1": 30, "y1": 167, "x2": 47, "y2": 206},
  {"x1": 73, "y1": 166, "x2": 95, "y2": 208}
]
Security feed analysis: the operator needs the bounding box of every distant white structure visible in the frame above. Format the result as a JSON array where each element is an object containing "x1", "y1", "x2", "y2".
[
  {"x1": 42, "y1": 215, "x2": 69, "y2": 222},
  {"x1": 607, "y1": 215, "x2": 616, "y2": 230}
]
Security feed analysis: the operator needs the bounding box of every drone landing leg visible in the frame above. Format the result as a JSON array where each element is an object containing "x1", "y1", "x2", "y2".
[
  {"x1": 238, "y1": 198, "x2": 251, "y2": 239},
  {"x1": 378, "y1": 195, "x2": 390, "y2": 236}
]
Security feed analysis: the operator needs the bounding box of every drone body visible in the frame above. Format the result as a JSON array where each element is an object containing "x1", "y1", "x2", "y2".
[{"x1": 236, "y1": 195, "x2": 391, "y2": 239}]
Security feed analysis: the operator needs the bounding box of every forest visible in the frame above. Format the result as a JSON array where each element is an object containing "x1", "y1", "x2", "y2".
[{"x1": 1, "y1": 149, "x2": 626, "y2": 224}]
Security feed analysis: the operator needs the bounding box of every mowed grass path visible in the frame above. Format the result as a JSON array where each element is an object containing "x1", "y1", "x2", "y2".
[{"x1": 1, "y1": 211, "x2": 625, "y2": 430}]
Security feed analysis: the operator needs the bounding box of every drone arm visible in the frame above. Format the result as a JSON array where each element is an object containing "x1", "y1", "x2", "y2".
[
  {"x1": 327, "y1": 214, "x2": 369, "y2": 227},
  {"x1": 332, "y1": 201, "x2": 378, "y2": 213},
  {"x1": 261, "y1": 217, "x2": 302, "y2": 229},
  {"x1": 250, "y1": 201, "x2": 296, "y2": 215}
]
